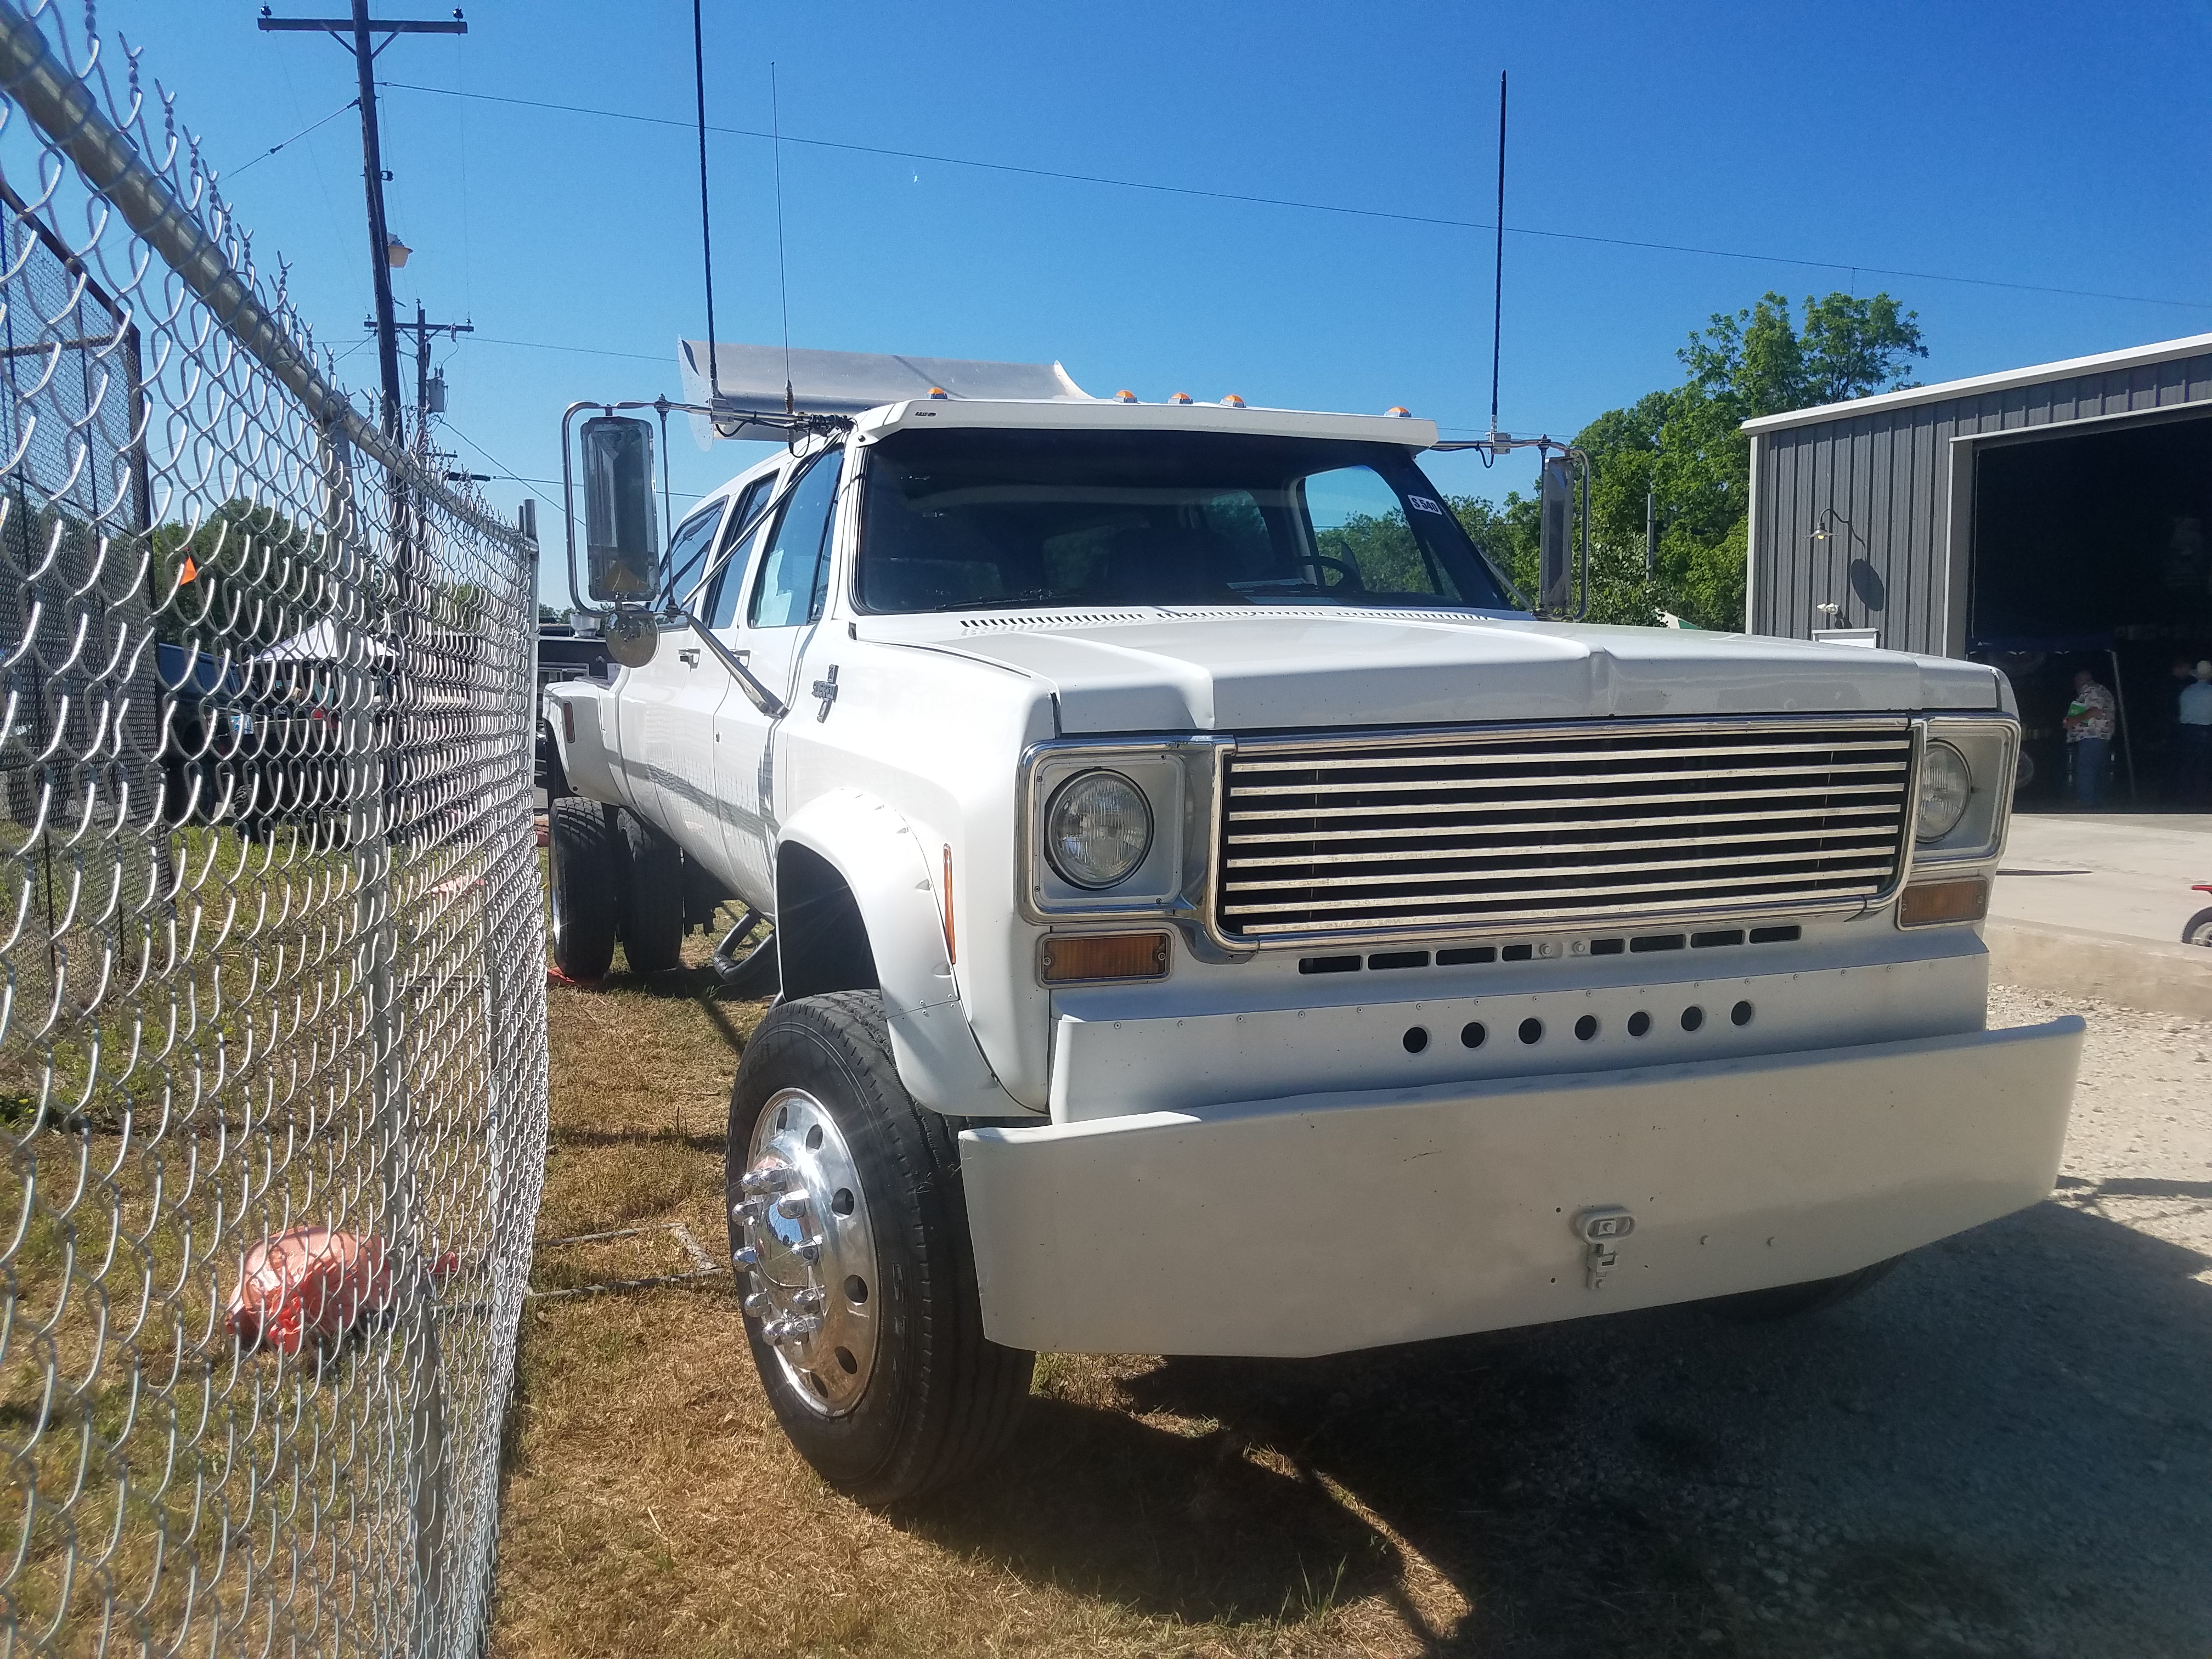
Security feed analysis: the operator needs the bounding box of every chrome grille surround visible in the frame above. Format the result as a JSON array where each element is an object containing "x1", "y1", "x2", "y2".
[{"x1": 1212, "y1": 716, "x2": 1917, "y2": 945}]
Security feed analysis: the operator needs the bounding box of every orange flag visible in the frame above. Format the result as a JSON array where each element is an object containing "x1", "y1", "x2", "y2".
[{"x1": 178, "y1": 556, "x2": 198, "y2": 584}]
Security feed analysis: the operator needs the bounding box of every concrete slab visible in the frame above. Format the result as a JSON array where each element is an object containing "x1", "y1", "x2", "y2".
[{"x1": 1992, "y1": 812, "x2": 2212, "y2": 947}]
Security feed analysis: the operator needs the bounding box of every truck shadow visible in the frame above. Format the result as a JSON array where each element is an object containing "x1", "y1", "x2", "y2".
[{"x1": 906, "y1": 1197, "x2": 2212, "y2": 1655}]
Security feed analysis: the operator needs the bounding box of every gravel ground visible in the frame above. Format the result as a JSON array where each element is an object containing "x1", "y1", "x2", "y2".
[{"x1": 1402, "y1": 984, "x2": 2212, "y2": 1656}]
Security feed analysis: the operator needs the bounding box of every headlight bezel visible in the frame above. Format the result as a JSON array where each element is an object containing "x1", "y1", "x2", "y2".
[
  {"x1": 1020, "y1": 737, "x2": 1222, "y2": 923},
  {"x1": 1043, "y1": 768, "x2": 1155, "y2": 890},
  {"x1": 1908, "y1": 714, "x2": 2017, "y2": 866}
]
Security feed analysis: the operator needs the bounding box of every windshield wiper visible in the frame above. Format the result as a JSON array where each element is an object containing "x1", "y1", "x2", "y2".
[{"x1": 915, "y1": 588, "x2": 1087, "y2": 612}]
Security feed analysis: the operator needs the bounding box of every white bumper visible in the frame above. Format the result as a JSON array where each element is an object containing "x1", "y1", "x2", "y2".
[{"x1": 958, "y1": 1018, "x2": 2083, "y2": 1357}]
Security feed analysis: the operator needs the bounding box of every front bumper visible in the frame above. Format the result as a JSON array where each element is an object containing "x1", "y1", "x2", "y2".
[{"x1": 958, "y1": 1018, "x2": 2083, "y2": 1356}]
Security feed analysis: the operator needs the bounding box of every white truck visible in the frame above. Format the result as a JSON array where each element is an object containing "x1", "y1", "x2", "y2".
[{"x1": 543, "y1": 353, "x2": 2082, "y2": 1504}]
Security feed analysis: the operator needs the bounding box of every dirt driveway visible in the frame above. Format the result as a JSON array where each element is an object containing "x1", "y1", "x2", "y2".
[{"x1": 492, "y1": 975, "x2": 2210, "y2": 1657}]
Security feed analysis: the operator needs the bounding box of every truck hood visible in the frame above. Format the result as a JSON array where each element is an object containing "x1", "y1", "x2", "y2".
[{"x1": 856, "y1": 608, "x2": 2004, "y2": 733}]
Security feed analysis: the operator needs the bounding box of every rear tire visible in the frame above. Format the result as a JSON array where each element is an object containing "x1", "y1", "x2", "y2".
[
  {"x1": 1711, "y1": 1257, "x2": 1899, "y2": 1323},
  {"x1": 2182, "y1": 906, "x2": 2212, "y2": 947},
  {"x1": 726, "y1": 990, "x2": 1032, "y2": 1504},
  {"x1": 617, "y1": 809, "x2": 686, "y2": 975},
  {"x1": 549, "y1": 798, "x2": 622, "y2": 982}
]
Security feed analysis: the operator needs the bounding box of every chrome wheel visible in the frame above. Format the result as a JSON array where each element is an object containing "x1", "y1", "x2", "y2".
[{"x1": 733, "y1": 1087, "x2": 881, "y2": 1415}]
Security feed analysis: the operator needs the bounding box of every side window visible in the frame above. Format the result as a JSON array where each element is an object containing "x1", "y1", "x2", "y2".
[
  {"x1": 662, "y1": 504, "x2": 726, "y2": 607},
  {"x1": 705, "y1": 475, "x2": 775, "y2": 629},
  {"x1": 1303, "y1": 466, "x2": 1455, "y2": 598},
  {"x1": 748, "y1": 447, "x2": 846, "y2": 629}
]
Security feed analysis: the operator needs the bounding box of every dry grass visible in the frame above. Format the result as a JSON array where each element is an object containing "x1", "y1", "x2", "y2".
[{"x1": 490, "y1": 934, "x2": 1743, "y2": 1659}]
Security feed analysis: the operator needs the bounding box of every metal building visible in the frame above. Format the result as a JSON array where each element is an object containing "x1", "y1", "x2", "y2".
[{"x1": 1744, "y1": 331, "x2": 2212, "y2": 803}]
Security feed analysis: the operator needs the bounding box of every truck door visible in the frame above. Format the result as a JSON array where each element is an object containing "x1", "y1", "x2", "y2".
[
  {"x1": 710, "y1": 442, "x2": 846, "y2": 906},
  {"x1": 611, "y1": 498, "x2": 729, "y2": 840}
]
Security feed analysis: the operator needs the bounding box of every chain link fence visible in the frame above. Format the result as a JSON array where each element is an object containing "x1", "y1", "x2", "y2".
[{"x1": 0, "y1": 2, "x2": 549, "y2": 1652}]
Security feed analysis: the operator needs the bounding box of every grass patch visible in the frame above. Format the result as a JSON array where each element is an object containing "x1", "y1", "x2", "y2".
[{"x1": 489, "y1": 933, "x2": 1755, "y2": 1659}]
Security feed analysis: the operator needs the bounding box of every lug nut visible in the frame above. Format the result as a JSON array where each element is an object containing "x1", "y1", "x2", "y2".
[
  {"x1": 732, "y1": 1246, "x2": 760, "y2": 1268},
  {"x1": 740, "y1": 1169, "x2": 782, "y2": 1197},
  {"x1": 765, "y1": 1313, "x2": 822, "y2": 1343},
  {"x1": 792, "y1": 1287, "x2": 825, "y2": 1313},
  {"x1": 773, "y1": 1192, "x2": 809, "y2": 1220},
  {"x1": 743, "y1": 1290, "x2": 771, "y2": 1317},
  {"x1": 795, "y1": 1237, "x2": 823, "y2": 1264}
]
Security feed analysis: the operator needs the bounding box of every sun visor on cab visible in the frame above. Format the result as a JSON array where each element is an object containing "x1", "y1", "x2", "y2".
[{"x1": 676, "y1": 341, "x2": 1091, "y2": 447}]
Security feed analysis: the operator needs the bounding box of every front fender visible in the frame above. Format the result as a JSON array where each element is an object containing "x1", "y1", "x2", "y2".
[{"x1": 778, "y1": 789, "x2": 1033, "y2": 1118}]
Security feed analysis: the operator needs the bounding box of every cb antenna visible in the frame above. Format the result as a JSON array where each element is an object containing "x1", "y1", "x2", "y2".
[
  {"x1": 1489, "y1": 69, "x2": 1506, "y2": 446},
  {"x1": 771, "y1": 63, "x2": 794, "y2": 416},
  {"x1": 692, "y1": 0, "x2": 720, "y2": 409}
]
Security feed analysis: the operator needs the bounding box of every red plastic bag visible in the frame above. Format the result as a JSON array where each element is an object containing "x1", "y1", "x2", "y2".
[{"x1": 225, "y1": 1227, "x2": 393, "y2": 1354}]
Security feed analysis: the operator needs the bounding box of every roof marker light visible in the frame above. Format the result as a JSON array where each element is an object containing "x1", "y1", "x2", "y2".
[
  {"x1": 1169, "y1": 391, "x2": 1194, "y2": 405},
  {"x1": 1114, "y1": 389, "x2": 1138, "y2": 403},
  {"x1": 927, "y1": 386, "x2": 949, "y2": 399},
  {"x1": 1221, "y1": 393, "x2": 1246, "y2": 408},
  {"x1": 1386, "y1": 405, "x2": 1413, "y2": 418}
]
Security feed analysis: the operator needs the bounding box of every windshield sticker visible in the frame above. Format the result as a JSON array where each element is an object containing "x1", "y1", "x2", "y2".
[{"x1": 1407, "y1": 494, "x2": 1444, "y2": 515}]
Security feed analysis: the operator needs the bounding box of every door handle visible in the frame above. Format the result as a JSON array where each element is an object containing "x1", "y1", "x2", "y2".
[{"x1": 679, "y1": 647, "x2": 701, "y2": 667}]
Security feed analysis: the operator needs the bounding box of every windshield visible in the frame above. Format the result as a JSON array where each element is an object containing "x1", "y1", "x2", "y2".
[{"x1": 855, "y1": 429, "x2": 1519, "y2": 613}]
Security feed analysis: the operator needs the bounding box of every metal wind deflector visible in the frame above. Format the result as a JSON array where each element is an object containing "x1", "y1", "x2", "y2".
[{"x1": 676, "y1": 341, "x2": 1090, "y2": 443}]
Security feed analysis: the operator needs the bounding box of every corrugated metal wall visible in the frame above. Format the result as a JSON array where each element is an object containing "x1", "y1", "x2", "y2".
[{"x1": 1748, "y1": 348, "x2": 2212, "y2": 656}]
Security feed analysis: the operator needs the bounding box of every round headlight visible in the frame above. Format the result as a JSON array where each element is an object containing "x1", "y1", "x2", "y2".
[
  {"x1": 1044, "y1": 770, "x2": 1154, "y2": 889},
  {"x1": 1916, "y1": 741, "x2": 1972, "y2": 842}
]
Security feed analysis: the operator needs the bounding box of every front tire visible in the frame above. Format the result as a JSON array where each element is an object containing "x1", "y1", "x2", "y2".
[
  {"x1": 548, "y1": 797, "x2": 622, "y2": 982},
  {"x1": 726, "y1": 990, "x2": 1032, "y2": 1504},
  {"x1": 2182, "y1": 906, "x2": 2212, "y2": 947}
]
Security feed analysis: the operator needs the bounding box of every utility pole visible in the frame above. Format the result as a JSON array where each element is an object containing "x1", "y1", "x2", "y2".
[
  {"x1": 255, "y1": 17, "x2": 466, "y2": 1650},
  {"x1": 258, "y1": 4, "x2": 467, "y2": 444},
  {"x1": 367, "y1": 302, "x2": 473, "y2": 454}
]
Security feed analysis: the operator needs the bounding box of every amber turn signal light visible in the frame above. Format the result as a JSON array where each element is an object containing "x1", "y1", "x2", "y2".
[
  {"x1": 1898, "y1": 876, "x2": 1989, "y2": 928},
  {"x1": 1039, "y1": 932, "x2": 1171, "y2": 984}
]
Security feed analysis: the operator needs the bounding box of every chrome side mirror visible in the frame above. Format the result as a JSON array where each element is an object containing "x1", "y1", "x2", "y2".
[
  {"x1": 581, "y1": 415, "x2": 661, "y2": 602},
  {"x1": 1538, "y1": 455, "x2": 1573, "y2": 617}
]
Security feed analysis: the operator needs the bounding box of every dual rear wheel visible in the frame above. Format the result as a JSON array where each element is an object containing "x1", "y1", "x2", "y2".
[{"x1": 545, "y1": 799, "x2": 687, "y2": 980}]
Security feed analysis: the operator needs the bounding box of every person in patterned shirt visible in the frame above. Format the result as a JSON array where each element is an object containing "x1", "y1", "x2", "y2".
[{"x1": 2064, "y1": 667, "x2": 2117, "y2": 809}]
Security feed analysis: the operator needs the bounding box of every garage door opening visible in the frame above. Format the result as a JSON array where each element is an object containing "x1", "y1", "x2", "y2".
[{"x1": 1968, "y1": 410, "x2": 2212, "y2": 810}]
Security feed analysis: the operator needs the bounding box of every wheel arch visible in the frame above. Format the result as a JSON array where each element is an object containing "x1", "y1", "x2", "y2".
[{"x1": 775, "y1": 789, "x2": 1026, "y2": 1116}]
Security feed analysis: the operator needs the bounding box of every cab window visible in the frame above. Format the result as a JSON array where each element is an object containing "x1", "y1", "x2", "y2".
[
  {"x1": 749, "y1": 447, "x2": 845, "y2": 629},
  {"x1": 662, "y1": 503, "x2": 725, "y2": 608},
  {"x1": 704, "y1": 473, "x2": 775, "y2": 629}
]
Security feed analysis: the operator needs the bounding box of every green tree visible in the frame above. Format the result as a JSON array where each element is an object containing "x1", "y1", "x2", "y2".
[
  {"x1": 149, "y1": 498, "x2": 327, "y2": 651},
  {"x1": 1463, "y1": 290, "x2": 1927, "y2": 632}
]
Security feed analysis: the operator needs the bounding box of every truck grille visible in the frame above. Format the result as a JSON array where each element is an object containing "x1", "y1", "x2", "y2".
[{"x1": 1216, "y1": 719, "x2": 1914, "y2": 940}]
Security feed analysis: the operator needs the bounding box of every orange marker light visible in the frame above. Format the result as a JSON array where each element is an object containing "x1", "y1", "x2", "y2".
[
  {"x1": 927, "y1": 386, "x2": 949, "y2": 399},
  {"x1": 1385, "y1": 405, "x2": 1413, "y2": 418},
  {"x1": 1898, "y1": 876, "x2": 1988, "y2": 928},
  {"x1": 1114, "y1": 389, "x2": 1138, "y2": 403},
  {"x1": 1221, "y1": 393, "x2": 1246, "y2": 408},
  {"x1": 941, "y1": 844, "x2": 956, "y2": 964},
  {"x1": 1169, "y1": 391, "x2": 1194, "y2": 405},
  {"x1": 1039, "y1": 932, "x2": 1171, "y2": 984}
]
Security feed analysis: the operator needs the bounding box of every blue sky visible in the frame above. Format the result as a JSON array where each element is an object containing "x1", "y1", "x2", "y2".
[{"x1": 75, "y1": 1, "x2": 2212, "y2": 606}]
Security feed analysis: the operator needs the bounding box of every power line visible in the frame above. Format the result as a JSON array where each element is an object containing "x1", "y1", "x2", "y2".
[
  {"x1": 379, "y1": 78, "x2": 2212, "y2": 314},
  {"x1": 467, "y1": 334, "x2": 662, "y2": 363},
  {"x1": 440, "y1": 425, "x2": 714, "y2": 510},
  {"x1": 225, "y1": 96, "x2": 360, "y2": 178}
]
